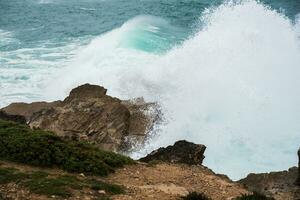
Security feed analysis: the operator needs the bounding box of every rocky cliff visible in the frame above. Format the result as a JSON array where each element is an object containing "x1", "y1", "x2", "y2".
[
  {"x1": 238, "y1": 148, "x2": 300, "y2": 200},
  {"x1": 1, "y1": 84, "x2": 160, "y2": 152}
]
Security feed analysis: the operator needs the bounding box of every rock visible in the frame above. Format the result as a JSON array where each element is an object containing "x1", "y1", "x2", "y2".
[
  {"x1": 0, "y1": 110, "x2": 26, "y2": 124},
  {"x1": 2, "y1": 84, "x2": 159, "y2": 152},
  {"x1": 139, "y1": 140, "x2": 206, "y2": 165},
  {"x1": 297, "y1": 148, "x2": 300, "y2": 186},
  {"x1": 120, "y1": 97, "x2": 162, "y2": 151},
  {"x1": 239, "y1": 163, "x2": 300, "y2": 199},
  {"x1": 98, "y1": 190, "x2": 106, "y2": 195},
  {"x1": 64, "y1": 84, "x2": 107, "y2": 102},
  {"x1": 28, "y1": 84, "x2": 130, "y2": 152},
  {"x1": 2, "y1": 101, "x2": 61, "y2": 121}
]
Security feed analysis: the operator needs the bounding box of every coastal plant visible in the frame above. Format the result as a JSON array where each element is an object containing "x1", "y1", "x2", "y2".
[
  {"x1": 0, "y1": 192, "x2": 4, "y2": 200},
  {"x1": 0, "y1": 120, "x2": 134, "y2": 176},
  {"x1": 0, "y1": 166, "x2": 124, "y2": 198},
  {"x1": 235, "y1": 193, "x2": 275, "y2": 200},
  {"x1": 181, "y1": 192, "x2": 211, "y2": 200}
]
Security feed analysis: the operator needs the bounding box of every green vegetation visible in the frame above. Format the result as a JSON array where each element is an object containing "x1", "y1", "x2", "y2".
[
  {"x1": 235, "y1": 193, "x2": 275, "y2": 200},
  {"x1": 181, "y1": 192, "x2": 211, "y2": 200},
  {"x1": 0, "y1": 120, "x2": 134, "y2": 176},
  {"x1": 0, "y1": 166, "x2": 124, "y2": 198}
]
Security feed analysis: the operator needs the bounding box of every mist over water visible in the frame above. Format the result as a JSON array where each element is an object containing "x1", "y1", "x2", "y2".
[{"x1": 1, "y1": 0, "x2": 300, "y2": 179}]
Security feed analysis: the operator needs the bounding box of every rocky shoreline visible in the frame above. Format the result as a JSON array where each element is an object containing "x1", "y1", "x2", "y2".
[
  {"x1": 1, "y1": 84, "x2": 161, "y2": 152},
  {"x1": 0, "y1": 83, "x2": 299, "y2": 200}
]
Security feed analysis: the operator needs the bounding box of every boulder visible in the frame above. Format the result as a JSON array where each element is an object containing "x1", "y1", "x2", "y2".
[
  {"x1": 2, "y1": 84, "x2": 159, "y2": 152},
  {"x1": 139, "y1": 140, "x2": 206, "y2": 165},
  {"x1": 0, "y1": 110, "x2": 26, "y2": 124}
]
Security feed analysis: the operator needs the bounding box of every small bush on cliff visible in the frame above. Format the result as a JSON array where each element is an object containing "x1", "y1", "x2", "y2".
[
  {"x1": 235, "y1": 193, "x2": 274, "y2": 200},
  {"x1": 0, "y1": 120, "x2": 134, "y2": 176},
  {"x1": 181, "y1": 192, "x2": 211, "y2": 200},
  {"x1": 0, "y1": 192, "x2": 4, "y2": 200}
]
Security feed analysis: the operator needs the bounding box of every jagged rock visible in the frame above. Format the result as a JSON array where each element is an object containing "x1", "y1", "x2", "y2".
[
  {"x1": 0, "y1": 110, "x2": 26, "y2": 124},
  {"x1": 139, "y1": 140, "x2": 206, "y2": 165},
  {"x1": 239, "y1": 149, "x2": 300, "y2": 200},
  {"x1": 2, "y1": 84, "x2": 159, "y2": 152}
]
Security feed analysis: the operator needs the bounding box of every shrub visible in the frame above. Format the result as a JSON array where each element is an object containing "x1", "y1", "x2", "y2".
[
  {"x1": 181, "y1": 192, "x2": 211, "y2": 200},
  {"x1": 235, "y1": 193, "x2": 275, "y2": 200},
  {"x1": 0, "y1": 192, "x2": 4, "y2": 200},
  {"x1": 0, "y1": 120, "x2": 134, "y2": 176}
]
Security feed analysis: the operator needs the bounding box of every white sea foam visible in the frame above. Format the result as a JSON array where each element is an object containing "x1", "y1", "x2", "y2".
[
  {"x1": 3, "y1": 0, "x2": 300, "y2": 180},
  {"x1": 0, "y1": 38, "x2": 87, "y2": 107}
]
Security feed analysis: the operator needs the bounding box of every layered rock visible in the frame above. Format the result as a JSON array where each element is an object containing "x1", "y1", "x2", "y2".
[
  {"x1": 239, "y1": 167, "x2": 300, "y2": 199},
  {"x1": 239, "y1": 148, "x2": 300, "y2": 200},
  {"x1": 2, "y1": 84, "x2": 159, "y2": 152},
  {"x1": 139, "y1": 140, "x2": 206, "y2": 165}
]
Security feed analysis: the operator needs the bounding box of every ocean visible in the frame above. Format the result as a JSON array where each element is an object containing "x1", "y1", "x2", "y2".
[{"x1": 1, "y1": 0, "x2": 300, "y2": 180}]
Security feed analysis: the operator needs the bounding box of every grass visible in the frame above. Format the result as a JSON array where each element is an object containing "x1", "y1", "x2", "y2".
[
  {"x1": 235, "y1": 193, "x2": 275, "y2": 200},
  {"x1": 181, "y1": 192, "x2": 211, "y2": 200},
  {"x1": 0, "y1": 120, "x2": 134, "y2": 176},
  {"x1": 0, "y1": 166, "x2": 124, "y2": 198}
]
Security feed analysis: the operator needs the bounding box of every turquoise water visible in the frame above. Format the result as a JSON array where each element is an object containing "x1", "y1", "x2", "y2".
[
  {"x1": 1, "y1": 0, "x2": 300, "y2": 179},
  {"x1": 1, "y1": 0, "x2": 299, "y2": 51},
  {"x1": 1, "y1": 0, "x2": 299, "y2": 103}
]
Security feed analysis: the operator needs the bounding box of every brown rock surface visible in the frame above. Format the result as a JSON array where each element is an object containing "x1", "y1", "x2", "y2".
[
  {"x1": 238, "y1": 167, "x2": 300, "y2": 200},
  {"x1": 1, "y1": 84, "x2": 158, "y2": 152},
  {"x1": 121, "y1": 97, "x2": 162, "y2": 152},
  {"x1": 0, "y1": 110, "x2": 26, "y2": 124},
  {"x1": 2, "y1": 101, "x2": 62, "y2": 121},
  {"x1": 298, "y1": 148, "x2": 300, "y2": 186},
  {"x1": 106, "y1": 162, "x2": 249, "y2": 200},
  {"x1": 0, "y1": 161, "x2": 249, "y2": 200},
  {"x1": 139, "y1": 140, "x2": 206, "y2": 165}
]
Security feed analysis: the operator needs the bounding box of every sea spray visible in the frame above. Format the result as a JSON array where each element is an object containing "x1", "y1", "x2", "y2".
[
  {"x1": 45, "y1": 0, "x2": 300, "y2": 180},
  {"x1": 1, "y1": 0, "x2": 300, "y2": 180}
]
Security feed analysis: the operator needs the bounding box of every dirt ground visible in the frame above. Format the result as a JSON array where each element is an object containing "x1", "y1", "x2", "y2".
[{"x1": 0, "y1": 161, "x2": 249, "y2": 200}]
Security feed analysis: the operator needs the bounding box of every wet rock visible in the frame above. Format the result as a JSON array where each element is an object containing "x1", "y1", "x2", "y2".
[
  {"x1": 139, "y1": 140, "x2": 206, "y2": 165},
  {"x1": 0, "y1": 110, "x2": 26, "y2": 124},
  {"x1": 120, "y1": 97, "x2": 162, "y2": 152}
]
